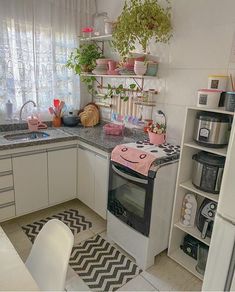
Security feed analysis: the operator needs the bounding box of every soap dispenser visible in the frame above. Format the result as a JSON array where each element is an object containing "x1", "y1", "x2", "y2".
[{"x1": 5, "y1": 100, "x2": 13, "y2": 120}]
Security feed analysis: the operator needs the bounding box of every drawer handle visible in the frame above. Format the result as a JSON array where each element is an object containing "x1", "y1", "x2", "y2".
[
  {"x1": 0, "y1": 171, "x2": 13, "y2": 177},
  {"x1": 12, "y1": 150, "x2": 47, "y2": 158},
  {"x1": 0, "y1": 187, "x2": 14, "y2": 194},
  {"x1": 0, "y1": 202, "x2": 14, "y2": 209}
]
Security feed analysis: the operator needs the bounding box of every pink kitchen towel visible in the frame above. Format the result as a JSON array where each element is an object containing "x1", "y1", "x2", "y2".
[{"x1": 111, "y1": 144, "x2": 156, "y2": 176}]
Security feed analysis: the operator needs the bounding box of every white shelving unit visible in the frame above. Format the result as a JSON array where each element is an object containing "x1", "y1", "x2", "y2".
[
  {"x1": 168, "y1": 106, "x2": 234, "y2": 281},
  {"x1": 81, "y1": 73, "x2": 157, "y2": 80}
]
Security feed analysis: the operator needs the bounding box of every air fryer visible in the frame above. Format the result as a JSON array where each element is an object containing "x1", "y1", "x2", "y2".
[{"x1": 196, "y1": 199, "x2": 217, "y2": 239}]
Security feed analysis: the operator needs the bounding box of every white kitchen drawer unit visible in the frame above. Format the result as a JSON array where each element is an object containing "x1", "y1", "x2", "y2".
[
  {"x1": 0, "y1": 175, "x2": 13, "y2": 190},
  {"x1": 0, "y1": 190, "x2": 14, "y2": 206},
  {"x1": 0, "y1": 204, "x2": 15, "y2": 222},
  {"x1": 0, "y1": 158, "x2": 12, "y2": 173}
]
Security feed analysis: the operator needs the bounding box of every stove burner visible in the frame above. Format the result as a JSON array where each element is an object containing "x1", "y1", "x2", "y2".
[
  {"x1": 137, "y1": 145, "x2": 144, "y2": 148},
  {"x1": 136, "y1": 141, "x2": 143, "y2": 144},
  {"x1": 163, "y1": 149, "x2": 173, "y2": 153},
  {"x1": 151, "y1": 150, "x2": 158, "y2": 153}
]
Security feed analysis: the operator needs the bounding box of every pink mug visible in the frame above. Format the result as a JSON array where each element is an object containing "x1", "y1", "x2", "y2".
[{"x1": 108, "y1": 60, "x2": 117, "y2": 71}]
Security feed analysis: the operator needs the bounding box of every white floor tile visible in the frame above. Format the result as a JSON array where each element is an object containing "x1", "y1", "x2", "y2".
[{"x1": 118, "y1": 275, "x2": 157, "y2": 291}]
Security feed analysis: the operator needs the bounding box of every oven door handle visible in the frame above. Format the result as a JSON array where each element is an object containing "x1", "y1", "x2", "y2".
[{"x1": 112, "y1": 165, "x2": 148, "y2": 185}]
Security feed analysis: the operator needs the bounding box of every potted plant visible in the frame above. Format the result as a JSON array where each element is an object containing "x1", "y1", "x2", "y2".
[
  {"x1": 148, "y1": 122, "x2": 166, "y2": 145},
  {"x1": 66, "y1": 43, "x2": 102, "y2": 74},
  {"x1": 112, "y1": 0, "x2": 172, "y2": 58},
  {"x1": 66, "y1": 43, "x2": 102, "y2": 95}
]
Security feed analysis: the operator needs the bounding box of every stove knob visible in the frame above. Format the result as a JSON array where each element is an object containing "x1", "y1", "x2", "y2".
[
  {"x1": 208, "y1": 211, "x2": 214, "y2": 217},
  {"x1": 210, "y1": 203, "x2": 216, "y2": 210}
]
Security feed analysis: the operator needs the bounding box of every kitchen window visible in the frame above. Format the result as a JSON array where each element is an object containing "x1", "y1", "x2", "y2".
[{"x1": 0, "y1": 0, "x2": 84, "y2": 120}]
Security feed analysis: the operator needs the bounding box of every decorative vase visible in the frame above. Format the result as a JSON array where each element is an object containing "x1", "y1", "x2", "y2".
[{"x1": 148, "y1": 131, "x2": 166, "y2": 145}]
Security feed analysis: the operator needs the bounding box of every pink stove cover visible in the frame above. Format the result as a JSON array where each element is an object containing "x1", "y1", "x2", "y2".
[{"x1": 111, "y1": 141, "x2": 180, "y2": 176}]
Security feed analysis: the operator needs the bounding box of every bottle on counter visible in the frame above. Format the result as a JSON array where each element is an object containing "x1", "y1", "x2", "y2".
[{"x1": 5, "y1": 100, "x2": 13, "y2": 120}]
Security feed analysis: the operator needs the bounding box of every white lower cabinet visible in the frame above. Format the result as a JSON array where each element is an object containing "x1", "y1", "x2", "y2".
[
  {"x1": 13, "y1": 151, "x2": 48, "y2": 216},
  {"x1": 48, "y1": 146, "x2": 77, "y2": 205},
  {"x1": 94, "y1": 154, "x2": 109, "y2": 219},
  {"x1": 77, "y1": 145, "x2": 109, "y2": 219}
]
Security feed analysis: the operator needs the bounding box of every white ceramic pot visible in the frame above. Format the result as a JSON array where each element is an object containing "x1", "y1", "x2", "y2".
[
  {"x1": 134, "y1": 61, "x2": 147, "y2": 75},
  {"x1": 197, "y1": 89, "x2": 223, "y2": 108}
]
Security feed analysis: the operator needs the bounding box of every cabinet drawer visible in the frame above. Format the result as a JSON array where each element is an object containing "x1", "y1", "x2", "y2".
[
  {"x1": 0, "y1": 158, "x2": 12, "y2": 173},
  {"x1": 0, "y1": 175, "x2": 13, "y2": 190},
  {"x1": 0, "y1": 190, "x2": 14, "y2": 206},
  {"x1": 0, "y1": 204, "x2": 15, "y2": 222}
]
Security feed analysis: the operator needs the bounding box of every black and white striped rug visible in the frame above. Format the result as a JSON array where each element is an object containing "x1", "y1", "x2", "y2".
[
  {"x1": 70, "y1": 234, "x2": 142, "y2": 291},
  {"x1": 22, "y1": 209, "x2": 92, "y2": 242}
]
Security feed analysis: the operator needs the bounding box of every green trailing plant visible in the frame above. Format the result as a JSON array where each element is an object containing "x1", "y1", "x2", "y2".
[
  {"x1": 66, "y1": 43, "x2": 102, "y2": 95},
  {"x1": 112, "y1": 0, "x2": 172, "y2": 58},
  {"x1": 105, "y1": 83, "x2": 139, "y2": 101}
]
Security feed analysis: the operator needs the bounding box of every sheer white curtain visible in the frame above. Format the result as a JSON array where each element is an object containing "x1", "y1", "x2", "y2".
[{"x1": 0, "y1": 0, "x2": 92, "y2": 120}]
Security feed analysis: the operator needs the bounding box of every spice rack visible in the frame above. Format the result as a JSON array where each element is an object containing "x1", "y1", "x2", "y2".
[{"x1": 168, "y1": 106, "x2": 234, "y2": 281}]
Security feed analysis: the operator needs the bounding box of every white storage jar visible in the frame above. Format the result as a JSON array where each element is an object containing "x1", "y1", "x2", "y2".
[
  {"x1": 197, "y1": 89, "x2": 223, "y2": 108},
  {"x1": 208, "y1": 75, "x2": 228, "y2": 91}
]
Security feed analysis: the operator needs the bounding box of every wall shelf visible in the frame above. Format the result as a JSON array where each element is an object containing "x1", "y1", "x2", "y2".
[
  {"x1": 81, "y1": 73, "x2": 157, "y2": 79},
  {"x1": 174, "y1": 222, "x2": 210, "y2": 246},
  {"x1": 79, "y1": 34, "x2": 112, "y2": 42},
  {"x1": 184, "y1": 141, "x2": 227, "y2": 157},
  {"x1": 179, "y1": 180, "x2": 219, "y2": 203}
]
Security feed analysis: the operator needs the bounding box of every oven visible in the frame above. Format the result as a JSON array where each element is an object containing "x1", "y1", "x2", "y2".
[{"x1": 108, "y1": 161, "x2": 154, "y2": 237}]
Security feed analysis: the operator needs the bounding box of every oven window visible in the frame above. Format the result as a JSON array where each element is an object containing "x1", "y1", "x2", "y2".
[{"x1": 111, "y1": 169, "x2": 146, "y2": 218}]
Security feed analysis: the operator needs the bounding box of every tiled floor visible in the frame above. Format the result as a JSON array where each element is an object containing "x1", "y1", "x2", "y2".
[{"x1": 1, "y1": 199, "x2": 202, "y2": 291}]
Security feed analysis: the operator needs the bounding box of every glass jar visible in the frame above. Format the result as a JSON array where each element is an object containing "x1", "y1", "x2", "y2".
[{"x1": 93, "y1": 12, "x2": 108, "y2": 36}]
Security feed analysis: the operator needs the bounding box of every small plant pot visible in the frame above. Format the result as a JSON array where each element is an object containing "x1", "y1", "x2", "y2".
[{"x1": 148, "y1": 131, "x2": 166, "y2": 145}]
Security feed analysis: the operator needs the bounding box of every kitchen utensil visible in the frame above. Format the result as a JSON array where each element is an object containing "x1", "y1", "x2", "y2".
[
  {"x1": 62, "y1": 115, "x2": 79, "y2": 127},
  {"x1": 192, "y1": 151, "x2": 225, "y2": 194},
  {"x1": 197, "y1": 89, "x2": 223, "y2": 108},
  {"x1": 196, "y1": 243, "x2": 209, "y2": 275},
  {"x1": 193, "y1": 112, "x2": 231, "y2": 148},
  {"x1": 180, "y1": 194, "x2": 197, "y2": 227},
  {"x1": 196, "y1": 198, "x2": 217, "y2": 239},
  {"x1": 208, "y1": 75, "x2": 228, "y2": 91}
]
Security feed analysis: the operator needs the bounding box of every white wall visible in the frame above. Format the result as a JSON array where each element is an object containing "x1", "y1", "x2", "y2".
[{"x1": 97, "y1": 0, "x2": 235, "y2": 144}]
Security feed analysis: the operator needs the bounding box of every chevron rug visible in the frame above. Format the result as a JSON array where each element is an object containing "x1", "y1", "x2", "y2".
[
  {"x1": 69, "y1": 234, "x2": 142, "y2": 291},
  {"x1": 22, "y1": 209, "x2": 92, "y2": 242}
]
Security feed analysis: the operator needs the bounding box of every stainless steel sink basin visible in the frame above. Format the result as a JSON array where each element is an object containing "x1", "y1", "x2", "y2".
[{"x1": 4, "y1": 131, "x2": 50, "y2": 141}]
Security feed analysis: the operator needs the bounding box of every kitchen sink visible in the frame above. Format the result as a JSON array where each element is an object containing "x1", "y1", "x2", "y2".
[{"x1": 4, "y1": 131, "x2": 50, "y2": 141}]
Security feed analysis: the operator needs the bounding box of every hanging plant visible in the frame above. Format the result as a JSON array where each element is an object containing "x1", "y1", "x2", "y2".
[{"x1": 112, "y1": 0, "x2": 173, "y2": 58}]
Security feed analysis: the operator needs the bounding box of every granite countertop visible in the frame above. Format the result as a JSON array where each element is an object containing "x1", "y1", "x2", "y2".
[
  {"x1": 0, "y1": 128, "x2": 77, "y2": 150},
  {"x1": 61, "y1": 124, "x2": 147, "y2": 152},
  {"x1": 0, "y1": 123, "x2": 147, "y2": 152}
]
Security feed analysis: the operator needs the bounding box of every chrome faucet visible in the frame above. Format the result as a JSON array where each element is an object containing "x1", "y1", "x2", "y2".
[{"x1": 19, "y1": 100, "x2": 37, "y2": 122}]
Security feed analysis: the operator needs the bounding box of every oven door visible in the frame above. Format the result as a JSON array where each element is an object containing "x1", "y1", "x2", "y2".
[{"x1": 108, "y1": 161, "x2": 154, "y2": 237}]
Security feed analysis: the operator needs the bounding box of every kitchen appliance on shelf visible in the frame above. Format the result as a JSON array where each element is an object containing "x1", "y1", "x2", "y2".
[
  {"x1": 107, "y1": 140, "x2": 180, "y2": 269},
  {"x1": 180, "y1": 234, "x2": 201, "y2": 260},
  {"x1": 192, "y1": 151, "x2": 225, "y2": 194},
  {"x1": 193, "y1": 112, "x2": 231, "y2": 148},
  {"x1": 196, "y1": 199, "x2": 217, "y2": 239},
  {"x1": 202, "y1": 123, "x2": 235, "y2": 291},
  {"x1": 196, "y1": 243, "x2": 209, "y2": 275}
]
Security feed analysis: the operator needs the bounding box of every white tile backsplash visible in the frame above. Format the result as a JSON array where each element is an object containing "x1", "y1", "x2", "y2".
[{"x1": 96, "y1": 0, "x2": 235, "y2": 142}]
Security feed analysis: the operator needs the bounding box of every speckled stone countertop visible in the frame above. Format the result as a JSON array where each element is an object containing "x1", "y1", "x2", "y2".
[
  {"x1": 61, "y1": 124, "x2": 147, "y2": 153},
  {"x1": 0, "y1": 123, "x2": 147, "y2": 152}
]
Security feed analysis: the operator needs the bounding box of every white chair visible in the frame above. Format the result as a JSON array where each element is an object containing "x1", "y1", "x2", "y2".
[{"x1": 25, "y1": 219, "x2": 74, "y2": 291}]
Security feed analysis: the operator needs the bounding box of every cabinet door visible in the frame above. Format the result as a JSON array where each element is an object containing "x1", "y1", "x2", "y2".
[
  {"x1": 48, "y1": 147, "x2": 77, "y2": 205},
  {"x1": 13, "y1": 152, "x2": 48, "y2": 216},
  {"x1": 94, "y1": 154, "x2": 109, "y2": 219},
  {"x1": 77, "y1": 147, "x2": 94, "y2": 209}
]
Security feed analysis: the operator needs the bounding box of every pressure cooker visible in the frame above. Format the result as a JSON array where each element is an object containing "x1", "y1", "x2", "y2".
[
  {"x1": 193, "y1": 112, "x2": 231, "y2": 148},
  {"x1": 192, "y1": 151, "x2": 225, "y2": 194}
]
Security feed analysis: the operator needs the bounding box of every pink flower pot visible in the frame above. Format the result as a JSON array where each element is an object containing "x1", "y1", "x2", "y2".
[
  {"x1": 108, "y1": 60, "x2": 117, "y2": 71},
  {"x1": 148, "y1": 131, "x2": 166, "y2": 145}
]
